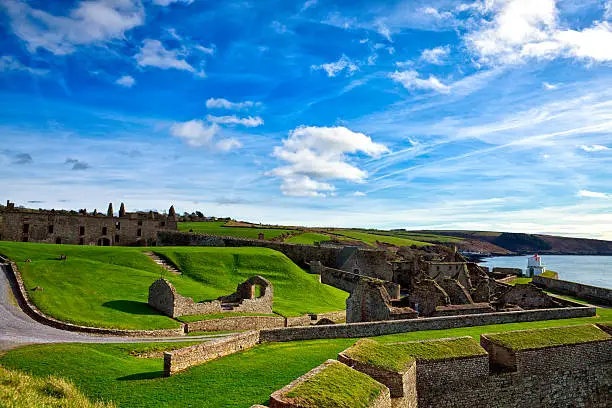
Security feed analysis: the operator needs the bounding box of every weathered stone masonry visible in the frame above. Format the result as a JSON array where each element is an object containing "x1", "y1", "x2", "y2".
[{"x1": 533, "y1": 274, "x2": 612, "y2": 306}]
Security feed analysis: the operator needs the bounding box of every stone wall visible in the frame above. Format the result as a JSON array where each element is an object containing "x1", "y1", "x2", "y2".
[
  {"x1": 164, "y1": 330, "x2": 260, "y2": 376},
  {"x1": 185, "y1": 316, "x2": 286, "y2": 332},
  {"x1": 2, "y1": 261, "x2": 185, "y2": 337},
  {"x1": 320, "y1": 266, "x2": 399, "y2": 298},
  {"x1": 258, "y1": 306, "x2": 595, "y2": 343},
  {"x1": 1, "y1": 206, "x2": 177, "y2": 246},
  {"x1": 427, "y1": 262, "x2": 471, "y2": 289},
  {"x1": 157, "y1": 231, "x2": 393, "y2": 280},
  {"x1": 499, "y1": 283, "x2": 562, "y2": 309},
  {"x1": 437, "y1": 278, "x2": 473, "y2": 304},
  {"x1": 492, "y1": 267, "x2": 523, "y2": 276},
  {"x1": 346, "y1": 279, "x2": 417, "y2": 323},
  {"x1": 533, "y1": 275, "x2": 612, "y2": 305}
]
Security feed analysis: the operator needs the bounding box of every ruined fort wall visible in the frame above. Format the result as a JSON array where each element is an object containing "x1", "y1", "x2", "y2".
[
  {"x1": 533, "y1": 275, "x2": 612, "y2": 305},
  {"x1": 164, "y1": 330, "x2": 260, "y2": 376},
  {"x1": 258, "y1": 306, "x2": 595, "y2": 342},
  {"x1": 417, "y1": 340, "x2": 612, "y2": 408},
  {"x1": 185, "y1": 316, "x2": 285, "y2": 332},
  {"x1": 320, "y1": 266, "x2": 400, "y2": 297}
]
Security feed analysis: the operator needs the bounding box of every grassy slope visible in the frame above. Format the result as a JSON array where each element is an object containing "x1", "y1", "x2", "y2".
[
  {"x1": 0, "y1": 242, "x2": 347, "y2": 328},
  {"x1": 0, "y1": 366, "x2": 116, "y2": 408},
  {"x1": 285, "y1": 232, "x2": 331, "y2": 245},
  {"x1": 2, "y1": 308, "x2": 610, "y2": 408},
  {"x1": 154, "y1": 247, "x2": 347, "y2": 317},
  {"x1": 178, "y1": 221, "x2": 293, "y2": 239},
  {"x1": 331, "y1": 230, "x2": 431, "y2": 247}
]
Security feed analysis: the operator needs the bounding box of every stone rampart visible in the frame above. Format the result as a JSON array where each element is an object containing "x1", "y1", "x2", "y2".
[
  {"x1": 185, "y1": 316, "x2": 285, "y2": 332},
  {"x1": 533, "y1": 275, "x2": 612, "y2": 305},
  {"x1": 258, "y1": 306, "x2": 595, "y2": 343},
  {"x1": 492, "y1": 267, "x2": 523, "y2": 276},
  {"x1": 1, "y1": 261, "x2": 185, "y2": 337},
  {"x1": 164, "y1": 330, "x2": 260, "y2": 376},
  {"x1": 285, "y1": 311, "x2": 346, "y2": 327},
  {"x1": 157, "y1": 231, "x2": 393, "y2": 280},
  {"x1": 320, "y1": 266, "x2": 399, "y2": 297}
]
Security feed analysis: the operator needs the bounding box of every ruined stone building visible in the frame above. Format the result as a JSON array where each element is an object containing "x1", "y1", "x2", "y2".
[{"x1": 0, "y1": 201, "x2": 177, "y2": 246}]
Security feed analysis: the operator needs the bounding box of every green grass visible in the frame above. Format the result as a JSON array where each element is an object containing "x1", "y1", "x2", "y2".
[
  {"x1": 176, "y1": 312, "x2": 276, "y2": 323},
  {"x1": 0, "y1": 241, "x2": 347, "y2": 328},
  {"x1": 285, "y1": 232, "x2": 332, "y2": 245},
  {"x1": 361, "y1": 230, "x2": 464, "y2": 244},
  {"x1": 283, "y1": 360, "x2": 385, "y2": 408},
  {"x1": 342, "y1": 339, "x2": 415, "y2": 372},
  {"x1": 178, "y1": 222, "x2": 294, "y2": 239},
  {"x1": 483, "y1": 324, "x2": 610, "y2": 351},
  {"x1": 507, "y1": 277, "x2": 532, "y2": 285},
  {"x1": 153, "y1": 247, "x2": 347, "y2": 317},
  {"x1": 541, "y1": 270, "x2": 558, "y2": 278},
  {"x1": 343, "y1": 337, "x2": 485, "y2": 371},
  {"x1": 2, "y1": 307, "x2": 611, "y2": 408},
  {"x1": 331, "y1": 230, "x2": 431, "y2": 247},
  {"x1": 0, "y1": 366, "x2": 116, "y2": 408}
]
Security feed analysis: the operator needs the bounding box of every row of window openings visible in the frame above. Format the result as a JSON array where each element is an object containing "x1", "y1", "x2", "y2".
[{"x1": 23, "y1": 224, "x2": 142, "y2": 237}]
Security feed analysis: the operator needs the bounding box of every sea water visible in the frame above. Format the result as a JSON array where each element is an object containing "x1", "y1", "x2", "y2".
[{"x1": 480, "y1": 255, "x2": 612, "y2": 289}]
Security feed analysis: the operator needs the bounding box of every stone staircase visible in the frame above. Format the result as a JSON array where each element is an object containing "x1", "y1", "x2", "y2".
[{"x1": 144, "y1": 252, "x2": 182, "y2": 275}]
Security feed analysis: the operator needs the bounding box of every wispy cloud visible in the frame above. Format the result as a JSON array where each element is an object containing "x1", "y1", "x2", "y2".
[
  {"x1": 115, "y1": 75, "x2": 135, "y2": 88},
  {"x1": 65, "y1": 158, "x2": 90, "y2": 170},
  {"x1": 579, "y1": 144, "x2": 609, "y2": 152},
  {"x1": 389, "y1": 70, "x2": 450, "y2": 93},
  {"x1": 206, "y1": 98, "x2": 260, "y2": 110},
  {"x1": 311, "y1": 55, "x2": 359, "y2": 77},
  {"x1": 578, "y1": 190, "x2": 611, "y2": 199},
  {"x1": 135, "y1": 39, "x2": 205, "y2": 77},
  {"x1": 420, "y1": 45, "x2": 450, "y2": 65},
  {"x1": 0, "y1": 56, "x2": 48, "y2": 76},
  {"x1": 206, "y1": 115, "x2": 264, "y2": 127}
]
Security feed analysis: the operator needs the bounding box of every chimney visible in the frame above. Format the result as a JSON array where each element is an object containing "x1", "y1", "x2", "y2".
[
  {"x1": 107, "y1": 203, "x2": 113, "y2": 217},
  {"x1": 119, "y1": 203, "x2": 126, "y2": 217}
]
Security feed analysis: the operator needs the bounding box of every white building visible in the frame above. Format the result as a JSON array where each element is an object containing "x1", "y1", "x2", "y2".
[{"x1": 526, "y1": 254, "x2": 546, "y2": 277}]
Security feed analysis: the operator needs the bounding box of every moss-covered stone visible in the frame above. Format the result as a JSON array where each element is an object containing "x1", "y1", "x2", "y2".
[{"x1": 484, "y1": 324, "x2": 610, "y2": 351}]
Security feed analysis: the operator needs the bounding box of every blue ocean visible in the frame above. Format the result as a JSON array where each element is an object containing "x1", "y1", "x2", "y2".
[{"x1": 480, "y1": 255, "x2": 612, "y2": 289}]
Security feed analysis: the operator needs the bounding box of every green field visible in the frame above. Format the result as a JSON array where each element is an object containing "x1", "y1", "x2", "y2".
[
  {"x1": 285, "y1": 232, "x2": 331, "y2": 245},
  {"x1": 178, "y1": 222, "x2": 294, "y2": 239},
  {"x1": 331, "y1": 230, "x2": 431, "y2": 247},
  {"x1": 2, "y1": 308, "x2": 610, "y2": 408},
  {"x1": 0, "y1": 242, "x2": 347, "y2": 328},
  {"x1": 363, "y1": 230, "x2": 464, "y2": 244}
]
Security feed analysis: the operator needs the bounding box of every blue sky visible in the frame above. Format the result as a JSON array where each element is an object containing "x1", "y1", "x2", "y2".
[{"x1": 1, "y1": 0, "x2": 611, "y2": 239}]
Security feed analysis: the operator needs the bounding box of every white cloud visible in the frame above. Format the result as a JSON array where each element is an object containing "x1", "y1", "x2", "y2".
[
  {"x1": 115, "y1": 75, "x2": 135, "y2": 87},
  {"x1": 542, "y1": 81, "x2": 558, "y2": 90},
  {"x1": 271, "y1": 21, "x2": 290, "y2": 34},
  {"x1": 579, "y1": 144, "x2": 609, "y2": 152},
  {"x1": 0, "y1": 55, "x2": 48, "y2": 76},
  {"x1": 389, "y1": 70, "x2": 450, "y2": 93},
  {"x1": 301, "y1": 0, "x2": 317, "y2": 12},
  {"x1": 152, "y1": 0, "x2": 194, "y2": 6},
  {"x1": 465, "y1": 0, "x2": 612, "y2": 65},
  {"x1": 2, "y1": 0, "x2": 144, "y2": 55},
  {"x1": 578, "y1": 190, "x2": 611, "y2": 199},
  {"x1": 195, "y1": 45, "x2": 215, "y2": 54},
  {"x1": 311, "y1": 55, "x2": 359, "y2": 77},
  {"x1": 206, "y1": 115, "x2": 264, "y2": 127},
  {"x1": 135, "y1": 39, "x2": 204, "y2": 77},
  {"x1": 280, "y1": 176, "x2": 335, "y2": 197},
  {"x1": 420, "y1": 45, "x2": 450, "y2": 65},
  {"x1": 216, "y1": 138, "x2": 243, "y2": 151},
  {"x1": 206, "y1": 98, "x2": 259, "y2": 110},
  {"x1": 170, "y1": 120, "x2": 219, "y2": 147},
  {"x1": 269, "y1": 126, "x2": 389, "y2": 197},
  {"x1": 352, "y1": 191, "x2": 367, "y2": 196}
]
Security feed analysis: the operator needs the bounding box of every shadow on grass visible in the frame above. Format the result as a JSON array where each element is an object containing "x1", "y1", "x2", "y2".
[
  {"x1": 102, "y1": 300, "x2": 161, "y2": 316},
  {"x1": 117, "y1": 371, "x2": 165, "y2": 381}
]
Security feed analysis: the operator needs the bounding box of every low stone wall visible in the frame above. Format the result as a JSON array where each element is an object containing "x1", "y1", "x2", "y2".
[
  {"x1": 185, "y1": 316, "x2": 285, "y2": 332},
  {"x1": 533, "y1": 275, "x2": 612, "y2": 305},
  {"x1": 164, "y1": 330, "x2": 260, "y2": 376},
  {"x1": 285, "y1": 311, "x2": 346, "y2": 327},
  {"x1": 259, "y1": 306, "x2": 595, "y2": 343},
  {"x1": 1, "y1": 262, "x2": 185, "y2": 337}
]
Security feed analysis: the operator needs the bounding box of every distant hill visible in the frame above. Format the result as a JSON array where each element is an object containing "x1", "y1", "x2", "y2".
[{"x1": 412, "y1": 230, "x2": 612, "y2": 255}]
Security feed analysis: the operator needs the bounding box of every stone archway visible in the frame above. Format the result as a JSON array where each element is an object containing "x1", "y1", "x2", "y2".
[{"x1": 97, "y1": 237, "x2": 111, "y2": 246}]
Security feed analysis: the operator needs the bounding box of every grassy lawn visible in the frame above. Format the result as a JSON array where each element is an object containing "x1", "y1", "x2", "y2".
[
  {"x1": 360, "y1": 230, "x2": 464, "y2": 244},
  {"x1": 331, "y1": 230, "x2": 431, "y2": 247},
  {"x1": 0, "y1": 242, "x2": 347, "y2": 328},
  {"x1": 178, "y1": 222, "x2": 294, "y2": 239},
  {"x1": 285, "y1": 232, "x2": 331, "y2": 245},
  {"x1": 2, "y1": 307, "x2": 610, "y2": 408}
]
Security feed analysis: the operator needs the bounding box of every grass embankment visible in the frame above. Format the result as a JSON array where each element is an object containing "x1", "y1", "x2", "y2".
[
  {"x1": 354, "y1": 230, "x2": 464, "y2": 244},
  {"x1": 507, "y1": 270, "x2": 558, "y2": 286},
  {"x1": 330, "y1": 230, "x2": 431, "y2": 247},
  {"x1": 3, "y1": 307, "x2": 610, "y2": 408},
  {"x1": 484, "y1": 324, "x2": 610, "y2": 351},
  {"x1": 283, "y1": 360, "x2": 385, "y2": 408},
  {"x1": 0, "y1": 366, "x2": 115, "y2": 408},
  {"x1": 285, "y1": 232, "x2": 331, "y2": 245},
  {"x1": 0, "y1": 242, "x2": 347, "y2": 328},
  {"x1": 154, "y1": 247, "x2": 347, "y2": 317},
  {"x1": 178, "y1": 221, "x2": 294, "y2": 239},
  {"x1": 344, "y1": 337, "x2": 486, "y2": 372}
]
